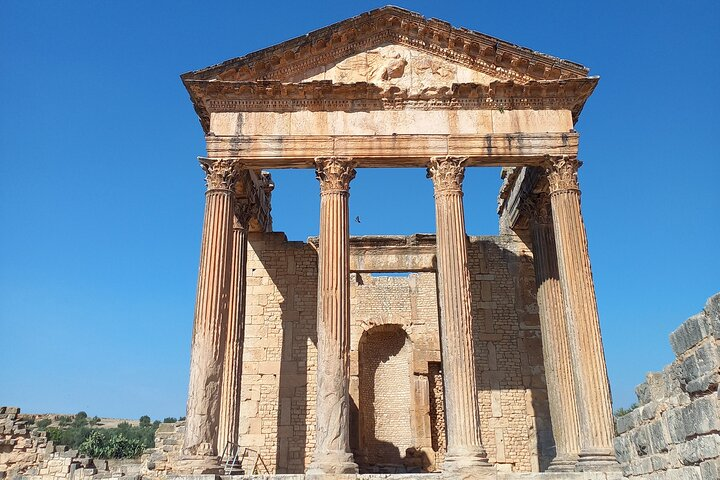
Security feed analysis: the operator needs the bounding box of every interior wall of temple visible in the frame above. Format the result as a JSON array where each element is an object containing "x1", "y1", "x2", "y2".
[{"x1": 238, "y1": 232, "x2": 553, "y2": 474}]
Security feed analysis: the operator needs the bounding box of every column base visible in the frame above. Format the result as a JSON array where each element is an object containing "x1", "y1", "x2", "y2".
[
  {"x1": 442, "y1": 447, "x2": 496, "y2": 479},
  {"x1": 307, "y1": 450, "x2": 358, "y2": 476},
  {"x1": 174, "y1": 454, "x2": 223, "y2": 475},
  {"x1": 547, "y1": 454, "x2": 579, "y2": 472},
  {"x1": 575, "y1": 449, "x2": 621, "y2": 472}
]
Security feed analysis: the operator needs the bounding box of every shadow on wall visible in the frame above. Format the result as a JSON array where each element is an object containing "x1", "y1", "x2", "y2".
[
  {"x1": 355, "y1": 324, "x2": 421, "y2": 473},
  {"x1": 468, "y1": 239, "x2": 555, "y2": 472}
]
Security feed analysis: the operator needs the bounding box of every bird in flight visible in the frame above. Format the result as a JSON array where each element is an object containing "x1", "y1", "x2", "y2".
[{"x1": 355, "y1": 216, "x2": 361, "y2": 223}]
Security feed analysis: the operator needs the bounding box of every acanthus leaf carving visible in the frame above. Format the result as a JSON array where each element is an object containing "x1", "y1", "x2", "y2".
[
  {"x1": 315, "y1": 157, "x2": 357, "y2": 194},
  {"x1": 519, "y1": 193, "x2": 553, "y2": 225},
  {"x1": 544, "y1": 156, "x2": 582, "y2": 195},
  {"x1": 200, "y1": 158, "x2": 240, "y2": 191},
  {"x1": 427, "y1": 156, "x2": 467, "y2": 194}
]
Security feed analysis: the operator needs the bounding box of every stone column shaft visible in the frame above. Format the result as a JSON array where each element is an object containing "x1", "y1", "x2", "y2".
[
  {"x1": 309, "y1": 157, "x2": 358, "y2": 475},
  {"x1": 183, "y1": 159, "x2": 238, "y2": 462},
  {"x1": 217, "y1": 203, "x2": 251, "y2": 456},
  {"x1": 526, "y1": 193, "x2": 581, "y2": 471},
  {"x1": 427, "y1": 156, "x2": 493, "y2": 478},
  {"x1": 545, "y1": 156, "x2": 618, "y2": 471}
]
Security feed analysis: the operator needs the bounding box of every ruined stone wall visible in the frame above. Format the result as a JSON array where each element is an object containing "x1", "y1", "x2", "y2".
[
  {"x1": 614, "y1": 293, "x2": 720, "y2": 480},
  {"x1": 0, "y1": 407, "x2": 129, "y2": 480},
  {"x1": 238, "y1": 233, "x2": 551, "y2": 474}
]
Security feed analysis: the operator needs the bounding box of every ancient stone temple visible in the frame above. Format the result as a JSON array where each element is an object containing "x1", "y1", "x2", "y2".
[{"x1": 177, "y1": 6, "x2": 622, "y2": 479}]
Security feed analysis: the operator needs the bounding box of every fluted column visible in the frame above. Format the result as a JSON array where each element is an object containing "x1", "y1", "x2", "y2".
[
  {"x1": 524, "y1": 193, "x2": 581, "y2": 471},
  {"x1": 216, "y1": 200, "x2": 253, "y2": 456},
  {"x1": 544, "y1": 156, "x2": 619, "y2": 471},
  {"x1": 308, "y1": 157, "x2": 358, "y2": 475},
  {"x1": 183, "y1": 158, "x2": 238, "y2": 466},
  {"x1": 427, "y1": 156, "x2": 494, "y2": 479}
]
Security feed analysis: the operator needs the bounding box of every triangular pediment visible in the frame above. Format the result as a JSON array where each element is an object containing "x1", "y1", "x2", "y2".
[{"x1": 182, "y1": 6, "x2": 589, "y2": 86}]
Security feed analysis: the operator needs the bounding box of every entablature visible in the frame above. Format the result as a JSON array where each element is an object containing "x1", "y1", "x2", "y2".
[{"x1": 203, "y1": 132, "x2": 578, "y2": 169}]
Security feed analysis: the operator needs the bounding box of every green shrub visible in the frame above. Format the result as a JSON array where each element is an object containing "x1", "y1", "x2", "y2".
[
  {"x1": 162, "y1": 417, "x2": 177, "y2": 423},
  {"x1": 36, "y1": 419, "x2": 51, "y2": 430},
  {"x1": 79, "y1": 431, "x2": 144, "y2": 459}
]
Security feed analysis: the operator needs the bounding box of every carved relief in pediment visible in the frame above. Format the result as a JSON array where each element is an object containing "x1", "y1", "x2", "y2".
[{"x1": 288, "y1": 44, "x2": 498, "y2": 93}]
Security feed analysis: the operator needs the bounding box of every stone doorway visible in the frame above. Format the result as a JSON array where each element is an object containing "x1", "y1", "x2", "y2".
[{"x1": 356, "y1": 325, "x2": 414, "y2": 472}]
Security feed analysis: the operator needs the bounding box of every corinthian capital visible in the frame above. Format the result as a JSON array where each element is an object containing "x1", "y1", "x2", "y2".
[
  {"x1": 543, "y1": 156, "x2": 582, "y2": 195},
  {"x1": 315, "y1": 157, "x2": 356, "y2": 194},
  {"x1": 427, "y1": 156, "x2": 468, "y2": 194},
  {"x1": 520, "y1": 193, "x2": 553, "y2": 226},
  {"x1": 200, "y1": 158, "x2": 240, "y2": 191},
  {"x1": 233, "y1": 199, "x2": 257, "y2": 229}
]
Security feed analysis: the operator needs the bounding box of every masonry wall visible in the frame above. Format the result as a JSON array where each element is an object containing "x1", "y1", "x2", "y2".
[
  {"x1": 614, "y1": 293, "x2": 720, "y2": 480},
  {"x1": 238, "y1": 232, "x2": 552, "y2": 474}
]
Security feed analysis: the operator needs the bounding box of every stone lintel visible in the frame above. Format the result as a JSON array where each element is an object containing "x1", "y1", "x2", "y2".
[
  {"x1": 205, "y1": 133, "x2": 578, "y2": 169},
  {"x1": 309, "y1": 234, "x2": 437, "y2": 272}
]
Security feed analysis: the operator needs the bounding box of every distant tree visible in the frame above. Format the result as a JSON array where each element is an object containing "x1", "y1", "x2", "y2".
[
  {"x1": 613, "y1": 403, "x2": 639, "y2": 417},
  {"x1": 36, "y1": 419, "x2": 52, "y2": 430},
  {"x1": 139, "y1": 415, "x2": 152, "y2": 428},
  {"x1": 178, "y1": 416, "x2": 186, "y2": 421},
  {"x1": 76, "y1": 411, "x2": 88, "y2": 420},
  {"x1": 116, "y1": 421, "x2": 131, "y2": 438},
  {"x1": 152, "y1": 420, "x2": 161, "y2": 428},
  {"x1": 88, "y1": 416, "x2": 101, "y2": 426},
  {"x1": 72, "y1": 415, "x2": 88, "y2": 428},
  {"x1": 57, "y1": 416, "x2": 71, "y2": 427},
  {"x1": 162, "y1": 417, "x2": 178, "y2": 423}
]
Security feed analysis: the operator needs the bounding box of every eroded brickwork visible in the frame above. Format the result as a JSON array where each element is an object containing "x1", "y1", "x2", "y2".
[{"x1": 237, "y1": 233, "x2": 550, "y2": 474}]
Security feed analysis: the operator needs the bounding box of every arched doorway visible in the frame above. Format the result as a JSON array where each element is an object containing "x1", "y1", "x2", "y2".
[{"x1": 356, "y1": 324, "x2": 414, "y2": 472}]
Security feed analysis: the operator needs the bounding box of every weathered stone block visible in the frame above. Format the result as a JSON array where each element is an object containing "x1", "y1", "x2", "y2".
[
  {"x1": 672, "y1": 313, "x2": 713, "y2": 356},
  {"x1": 700, "y1": 458, "x2": 720, "y2": 479},
  {"x1": 636, "y1": 369, "x2": 680, "y2": 405},
  {"x1": 613, "y1": 436, "x2": 631, "y2": 464},
  {"x1": 705, "y1": 293, "x2": 720, "y2": 324},
  {"x1": 647, "y1": 418, "x2": 671, "y2": 454},
  {"x1": 676, "y1": 433, "x2": 720, "y2": 465},
  {"x1": 676, "y1": 341, "x2": 720, "y2": 394},
  {"x1": 616, "y1": 408, "x2": 641, "y2": 435}
]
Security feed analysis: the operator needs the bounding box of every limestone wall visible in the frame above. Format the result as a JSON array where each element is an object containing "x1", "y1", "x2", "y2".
[
  {"x1": 238, "y1": 232, "x2": 552, "y2": 474},
  {"x1": 614, "y1": 293, "x2": 720, "y2": 480}
]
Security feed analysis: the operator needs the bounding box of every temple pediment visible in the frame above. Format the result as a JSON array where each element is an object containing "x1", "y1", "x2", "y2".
[
  {"x1": 183, "y1": 6, "x2": 589, "y2": 85},
  {"x1": 182, "y1": 6, "x2": 597, "y2": 132}
]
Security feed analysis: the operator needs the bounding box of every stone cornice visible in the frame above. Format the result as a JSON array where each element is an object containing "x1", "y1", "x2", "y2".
[
  {"x1": 182, "y1": 7, "x2": 588, "y2": 85},
  {"x1": 186, "y1": 78, "x2": 596, "y2": 128}
]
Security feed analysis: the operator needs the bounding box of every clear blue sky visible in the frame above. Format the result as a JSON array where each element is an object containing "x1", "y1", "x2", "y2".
[{"x1": 1, "y1": 1, "x2": 718, "y2": 420}]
